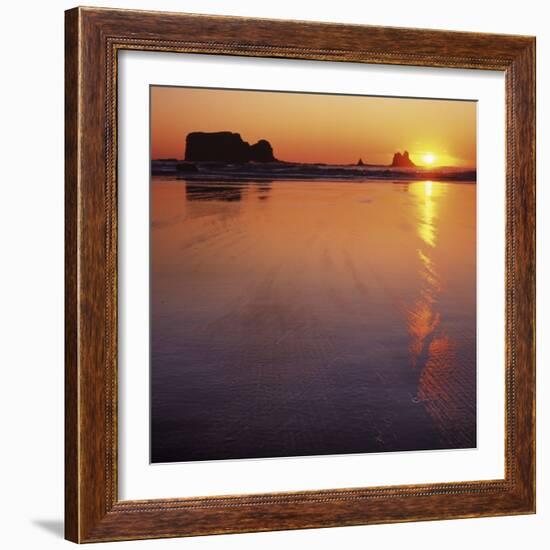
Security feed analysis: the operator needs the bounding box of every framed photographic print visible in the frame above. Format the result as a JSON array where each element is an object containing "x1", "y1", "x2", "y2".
[{"x1": 65, "y1": 6, "x2": 536, "y2": 543}]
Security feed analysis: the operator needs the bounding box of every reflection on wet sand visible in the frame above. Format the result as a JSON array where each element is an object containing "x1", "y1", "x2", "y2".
[
  {"x1": 150, "y1": 177, "x2": 476, "y2": 462},
  {"x1": 407, "y1": 181, "x2": 476, "y2": 448},
  {"x1": 185, "y1": 180, "x2": 272, "y2": 202},
  {"x1": 416, "y1": 180, "x2": 438, "y2": 247},
  {"x1": 408, "y1": 181, "x2": 443, "y2": 370}
]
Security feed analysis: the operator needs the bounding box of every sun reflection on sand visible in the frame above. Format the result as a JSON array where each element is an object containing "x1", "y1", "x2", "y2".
[
  {"x1": 414, "y1": 181, "x2": 440, "y2": 247},
  {"x1": 404, "y1": 181, "x2": 474, "y2": 446},
  {"x1": 407, "y1": 182, "x2": 444, "y2": 369}
]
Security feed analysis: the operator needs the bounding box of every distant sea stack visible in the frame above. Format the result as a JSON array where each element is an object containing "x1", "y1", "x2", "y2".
[
  {"x1": 185, "y1": 131, "x2": 276, "y2": 163},
  {"x1": 391, "y1": 150, "x2": 416, "y2": 168}
]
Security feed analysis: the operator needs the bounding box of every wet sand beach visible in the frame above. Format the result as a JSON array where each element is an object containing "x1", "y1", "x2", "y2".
[{"x1": 150, "y1": 177, "x2": 476, "y2": 463}]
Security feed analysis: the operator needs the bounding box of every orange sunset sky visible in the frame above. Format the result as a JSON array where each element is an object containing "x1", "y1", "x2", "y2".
[{"x1": 151, "y1": 86, "x2": 476, "y2": 167}]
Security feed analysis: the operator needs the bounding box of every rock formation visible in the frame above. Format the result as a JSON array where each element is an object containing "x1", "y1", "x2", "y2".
[
  {"x1": 185, "y1": 131, "x2": 276, "y2": 163},
  {"x1": 249, "y1": 139, "x2": 275, "y2": 162},
  {"x1": 391, "y1": 150, "x2": 416, "y2": 168}
]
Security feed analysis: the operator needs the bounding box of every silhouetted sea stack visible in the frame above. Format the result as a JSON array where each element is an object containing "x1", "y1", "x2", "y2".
[
  {"x1": 249, "y1": 139, "x2": 275, "y2": 162},
  {"x1": 185, "y1": 131, "x2": 276, "y2": 163},
  {"x1": 391, "y1": 150, "x2": 416, "y2": 168}
]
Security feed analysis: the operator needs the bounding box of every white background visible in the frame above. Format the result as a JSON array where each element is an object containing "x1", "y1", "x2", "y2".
[
  {"x1": 0, "y1": 1, "x2": 546, "y2": 549},
  {"x1": 119, "y1": 52, "x2": 505, "y2": 500}
]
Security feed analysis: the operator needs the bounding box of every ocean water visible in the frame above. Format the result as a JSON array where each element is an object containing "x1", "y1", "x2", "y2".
[{"x1": 150, "y1": 177, "x2": 476, "y2": 463}]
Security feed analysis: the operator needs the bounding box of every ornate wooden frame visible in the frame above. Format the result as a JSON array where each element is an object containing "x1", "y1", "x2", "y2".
[{"x1": 65, "y1": 6, "x2": 536, "y2": 543}]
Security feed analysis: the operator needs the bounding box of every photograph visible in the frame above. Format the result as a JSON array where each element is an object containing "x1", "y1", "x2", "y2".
[{"x1": 149, "y1": 86, "x2": 478, "y2": 463}]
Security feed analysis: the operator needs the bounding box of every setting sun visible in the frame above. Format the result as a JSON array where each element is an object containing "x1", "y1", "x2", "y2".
[
  {"x1": 151, "y1": 87, "x2": 476, "y2": 167},
  {"x1": 422, "y1": 153, "x2": 436, "y2": 165}
]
